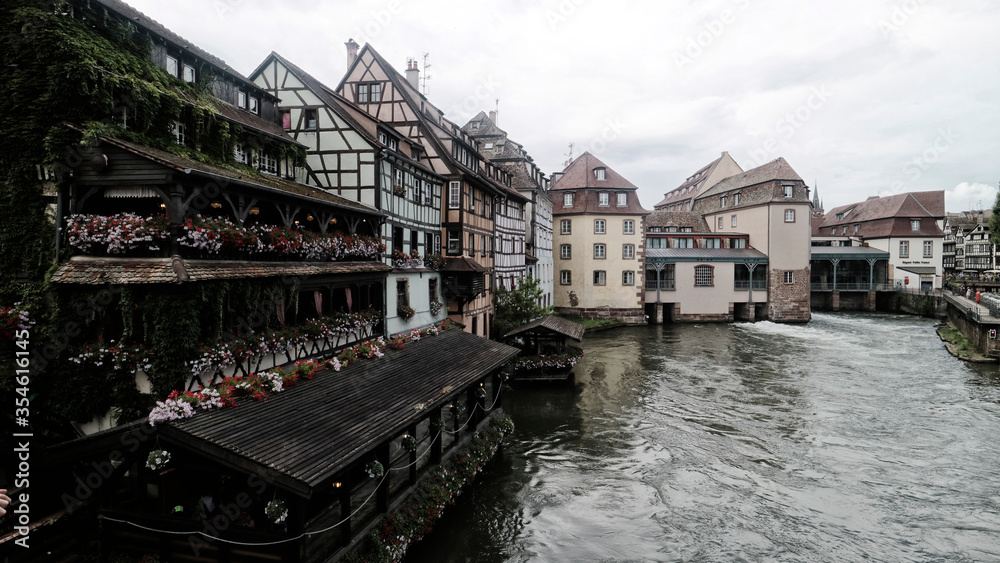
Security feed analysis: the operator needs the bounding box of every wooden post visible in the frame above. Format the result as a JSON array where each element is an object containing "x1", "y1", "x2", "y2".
[
  {"x1": 409, "y1": 423, "x2": 418, "y2": 485},
  {"x1": 376, "y1": 443, "x2": 390, "y2": 512},
  {"x1": 431, "y1": 407, "x2": 443, "y2": 465}
]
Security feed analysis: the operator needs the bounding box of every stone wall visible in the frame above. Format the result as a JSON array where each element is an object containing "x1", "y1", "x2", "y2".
[
  {"x1": 767, "y1": 267, "x2": 811, "y2": 322},
  {"x1": 876, "y1": 291, "x2": 946, "y2": 318},
  {"x1": 554, "y1": 306, "x2": 646, "y2": 325}
]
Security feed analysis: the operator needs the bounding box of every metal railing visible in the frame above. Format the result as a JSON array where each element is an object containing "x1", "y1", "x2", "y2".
[
  {"x1": 645, "y1": 280, "x2": 675, "y2": 290},
  {"x1": 811, "y1": 283, "x2": 897, "y2": 291},
  {"x1": 733, "y1": 280, "x2": 768, "y2": 290}
]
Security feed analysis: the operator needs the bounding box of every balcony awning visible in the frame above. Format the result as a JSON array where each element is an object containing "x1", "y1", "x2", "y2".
[{"x1": 896, "y1": 266, "x2": 936, "y2": 276}]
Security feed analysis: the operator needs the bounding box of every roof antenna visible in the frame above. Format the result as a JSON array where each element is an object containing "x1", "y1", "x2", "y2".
[
  {"x1": 421, "y1": 52, "x2": 431, "y2": 95},
  {"x1": 564, "y1": 143, "x2": 574, "y2": 167}
]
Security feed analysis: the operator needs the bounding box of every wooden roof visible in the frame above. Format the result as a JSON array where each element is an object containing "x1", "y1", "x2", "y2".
[
  {"x1": 503, "y1": 315, "x2": 585, "y2": 342},
  {"x1": 51, "y1": 257, "x2": 390, "y2": 285},
  {"x1": 159, "y1": 329, "x2": 519, "y2": 498}
]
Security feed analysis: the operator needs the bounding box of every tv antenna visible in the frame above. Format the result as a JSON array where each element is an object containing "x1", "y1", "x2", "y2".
[
  {"x1": 563, "y1": 143, "x2": 574, "y2": 166},
  {"x1": 421, "y1": 52, "x2": 432, "y2": 95}
]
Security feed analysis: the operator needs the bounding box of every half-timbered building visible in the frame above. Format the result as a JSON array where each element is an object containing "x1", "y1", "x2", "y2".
[
  {"x1": 249, "y1": 51, "x2": 447, "y2": 336},
  {"x1": 463, "y1": 111, "x2": 553, "y2": 306},
  {"x1": 335, "y1": 42, "x2": 523, "y2": 338}
]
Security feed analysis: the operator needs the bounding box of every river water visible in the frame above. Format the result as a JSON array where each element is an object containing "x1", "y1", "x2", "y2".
[{"x1": 404, "y1": 312, "x2": 1000, "y2": 562}]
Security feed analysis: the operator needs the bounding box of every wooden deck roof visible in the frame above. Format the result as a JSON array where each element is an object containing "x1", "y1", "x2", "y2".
[
  {"x1": 504, "y1": 315, "x2": 585, "y2": 342},
  {"x1": 159, "y1": 329, "x2": 519, "y2": 498}
]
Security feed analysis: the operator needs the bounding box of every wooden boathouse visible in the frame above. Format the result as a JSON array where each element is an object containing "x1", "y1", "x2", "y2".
[{"x1": 91, "y1": 329, "x2": 518, "y2": 562}]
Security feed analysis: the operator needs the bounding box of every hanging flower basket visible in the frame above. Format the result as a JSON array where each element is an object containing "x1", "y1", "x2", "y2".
[
  {"x1": 401, "y1": 434, "x2": 417, "y2": 452},
  {"x1": 366, "y1": 460, "x2": 384, "y2": 479},
  {"x1": 429, "y1": 300, "x2": 444, "y2": 316},
  {"x1": 146, "y1": 449, "x2": 171, "y2": 471},
  {"x1": 397, "y1": 305, "x2": 415, "y2": 321},
  {"x1": 265, "y1": 499, "x2": 288, "y2": 524}
]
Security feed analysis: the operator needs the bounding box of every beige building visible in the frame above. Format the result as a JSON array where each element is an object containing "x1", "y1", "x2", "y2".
[
  {"x1": 552, "y1": 153, "x2": 649, "y2": 323},
  {"x1": 654, "y1": 151, "x2": 743, "y2": 211}
]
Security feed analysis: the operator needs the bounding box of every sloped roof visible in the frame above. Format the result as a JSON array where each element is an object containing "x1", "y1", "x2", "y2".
[
  {"x1": 655, "y1": 154, "x2": 724, "y2": 208},
  {"x1": 550, "y1": 152, "x2": 638, "y2": 191},
  {"x1": 697, "y1": 157, "x2": 804, "y2": 199},
  {"x1": 441, "y1": 256, "x2": 488, "y2": 273},
  {"x1": 646, "y1": 210, "x2": 711, "y2": 231},
  {"x1": 820, "y1": 191, "x2": 945, "y2": 228},
  {"x1": 50, "y1": 257, "x2": 391, "y2": 284},
  {"x1": 503, "y1": 315, "x2": 585, "y2": 341},
  {"x1": 552, "y1": 188, "x2": 648, "y2": 216},
  {"x1": 85, "y1": 133, "x2": 382, "y2": 215},
  {"x1": 161, "y1": 329, "x2": 520, "y2": 497}
]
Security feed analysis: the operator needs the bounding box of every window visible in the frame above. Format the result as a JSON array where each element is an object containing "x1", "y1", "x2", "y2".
[
  {"x1": 675, "y1": 238, "x2": 694, "y2": 249},
  {"x1": 561, "y1": 244, "x2": 572, "y2": 259},
  {"x1": 170, "y1": 121, "x2": 186, "y2": 145},
  {"x1": 854, "y1": 224, "x2": 860, "y2": 235},
  {"x1": 617, "y1": 193, "x2": 627, "y2": 207},
  {"x1": 595, "y1": 167, "x2": 606, "y2": 180},
  {"x1": 234, "y1": 143, "x2": 246, "y2": 164},
  {"x1": 238, "y1": 90, "x2": 247, "y2": 109},
  {"x1": 304, "y1": 109, "x2": 318, "y2": 129},
  {"x1": 784, "y1": 271, "x2": 794, "y2": 284},
  {"x1": 731, "y1": 238, "x2": 746, "y2": 249},
  {"x1": 623, "y1": 220, "x2": 635, "y2": 235},
  {"x1": 622, "y1": 271, "x2": 634, "y2": 286},
  {"x1": 695, "y1": 265, "x2": 714, "y2": 287},
  {"x1": 593, "y1": 270, "x2": 606, "y2": 285},
  {"x1": 900, "y1": 240, "x2": 909, "y2": 258},
  {"x1": 260, "y1": 153, "x2": 278, "y2": 175},
  {"x1": 842, "y1": 226, "x2": 848, "y2": 235},
  {"x1": 182, "y1": 64, "x2": 196, "y2": 83},
  {"x1": 594, "y1": 244, "x2": 606, "y2": 259},
  {"x1": 561, "y1": 219, "x2": 572, "y2": 235},
  {"x1": 370, "y1": 83, "x2": 382, "y2": 102},
  {"x1": 481, "y1": 234, "x2": 487, "y2": 256},
  {"x1": 733, "y1": 193, "x2": 740, "y2": 205},
  {"x1": 429, "y1": 279, "x2": 438, "y2": 303},
  {"x1": 831, "y1": 228, "x2": 837, "y2": 235},
  {"x1": 448, "y1": 181, "x2": 460, "y2": 209},
  {"x1": 784, "y1": 209, "x2": 796, "y2": 223},
  {"x1": 560, "y1": 270, "x2": 572, "y2": 285},
  {"x1": 622, "y1": 244, "x2": 634, "y2": 259},
  {"x1": 594, "y1": 219, "x2": 606, "y2": 234},
  {"x1": 358, "y1": 83, "x2": 375, "y2": 103},
  {"x1": 731, "y1": 215, "x2": 737, "y2": 227},
  {"x1": 718, "y1": 217, "x2": 724, "y2": 229},
  {"x1": 911, "y1": 220, "x2": 921, "y2": 231},
  {"x1": 249, "y1": 97, "x2": 259, "y2": 115},
  {"x1": 396, "y1": 280, "x2": 409, "y2": 308},
  {"x1": 165, "y1": 55, "x2": 178, "y2": 77},
  {"x1": 923, "y1": 240, "x2": 933, "y2": 258},
  {"x1": 281, "y1": 110, "x2": 291, "y2": 129},
  {"x1": 647, "y1": 238, "x2": 668, "y2": 249},
  {"x1": 720, "y1": 196, "x2": 727, "y2": 208},
  {"x1": 704, "y1": 238, "x2": 721, "y2": 249},
  {"x1": 563, "y1": 193, "x2": 574, "y2": 207},
  {"x1": 447, "y1": 230, "x2": 460, "y2": 254},
  {"x1": 599, "y1": 193, "x2": 610, "y2": 206},
  {"x1": 468, "y1": 233, "x2": 475, "y2": 256},
  {"x1": 783, "y1": 184, "x2": 794, "y2": 198}
]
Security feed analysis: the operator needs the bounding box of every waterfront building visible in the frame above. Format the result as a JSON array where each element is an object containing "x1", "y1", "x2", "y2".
[
  {"x1": 551, "y1": 152, "x2": 649, "y2": 323},
  {"x1": 815, "y1": 191, "x2": 946, "y2": 291},
  {"x1": 645, "y1": 157, "x2": 812, "y2": 322},
  {"x1": 462, "y1": 111, "x2": 554, "y2": 306},
  {"x1": 249, "y1": 51, "x2": 447, "y2": 335},
  {"x1": 942, "y1": 210, "x2": 993, "y2": 277},
  {"x1": 336, "y1": 43, "x2": 529, "y2": 337},
  {"x1": 653, "y1": 151, "x2": 743, "y2": 211}
]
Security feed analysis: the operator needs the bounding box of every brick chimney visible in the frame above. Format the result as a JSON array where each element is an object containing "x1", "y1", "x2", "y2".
[
  {"x1": 488, "y1": 110, "x2": 497, "y2": 124},
  {"x1": 405, "y1": 58, "x2": 419, "y2": 90},
  {"x1": 345, "y1": 39, "x2": 360, "y2": 69}
]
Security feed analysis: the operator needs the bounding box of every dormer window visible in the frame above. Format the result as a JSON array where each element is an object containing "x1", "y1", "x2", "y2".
[
  {"x1": 170, "y1": 121, "x2": 186, "y2": 145},
  {"x1": 733, "y1": 192, "x2": 740, "y2": 205},
  {"x1": 238, "y1": 90, "x2": 247, "y2": 109},
  {"x1": 617, "y1": 193, "x2": 627, "y2": 206},
  {"x1": 234, "y1": 143, "x2": 246, "y2": 164},
  {"x1": 783, "y1": 184, "x2": 794, "y2": 198},
  {"x1": 471, "y1": 122, "x2": 479, "y2": 129},
  {"x1": 911, "y1": 220, "x2": 921, "y2": 231},
  {"x1": 182, "y1": 63, "x2": 196, "y2": 83},
  {"x1": 249, "y1": 97, "x2": 259, "y2": 115},
  {"x1": 720, "y1": 196, "x2": 727, "y2": 207},
  {"x1": 599, "y1": 192, "x2": 609, "y2": 206},
  {"x1": 165, "y1": 55, "x2": 178, "y2": 77},
  {"x1": 485, "y1": 142, "x2": 494, "y2": 149},
  {"x1": 595, "y1": 167, "x2": 607, "y2": 181},
  {"x1": 564, "y1": 193, "x2": 574, "y2": 207}
]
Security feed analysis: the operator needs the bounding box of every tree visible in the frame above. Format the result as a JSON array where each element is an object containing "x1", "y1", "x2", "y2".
[
  {"x1": 989, "y1": 183, "x2": 1000, "y2": 247},
  {"x1": 491, "y1": 275, "x2": 553, "y2": 340}
]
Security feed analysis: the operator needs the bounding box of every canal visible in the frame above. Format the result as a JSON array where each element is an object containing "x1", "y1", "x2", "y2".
[{"x1": 404, "y1": 312, "x2": 1000, "y2": 562}]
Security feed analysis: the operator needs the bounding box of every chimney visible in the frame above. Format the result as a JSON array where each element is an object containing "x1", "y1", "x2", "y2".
[
  {"x1": 345, "y1": 39, "x2": 360, "y2": 69},
  {"x1": 405, "y1": 58, "x2": 419, "y2": 90},
  {"x1": 488, "y1": 110, "x2": 497, "y2": 124}
]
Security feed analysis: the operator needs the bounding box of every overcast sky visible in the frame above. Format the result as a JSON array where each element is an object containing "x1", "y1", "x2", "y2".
[{"x1": 124, "y1": 0, "x2": 998, "y2": 214}]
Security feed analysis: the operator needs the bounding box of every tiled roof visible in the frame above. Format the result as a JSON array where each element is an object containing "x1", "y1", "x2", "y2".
[
  {"x1": 697, "y1": 157, "x2": 804, "y2": 199},
  {"x1": 503, "y1": 315, "x2": 585, "y2": 341},
  {"x1": 810, "y1": 246, "x2": 890, "y2": 259},
  {"x1": 50, "y1": 256, "x2": 391, "y2": 285},
  {"x1": 550, "y1": 152, "x2": 638, "y2": 191},
  {"x1": 211, "y1": 98, "x2": 300, "y2": 145},
  {"x1": 162, "y1": 329, "x2": 520, "y2": 496},
  {"x1": 646, "y1": 210, "x2": 710, "y2": 231},
  {"x1": 654, "y1": 154, "x2": 724, "y2": 208},
  {"x1": 551, "y1": 188, "x2": 648, "y2": 216},
  {"x1": 441, "y1": 256, "x2": 488, "y2": 273},
  {"x1": 816, "y1": 191, "x2": 946, "y2": 239},
  {"x1": 85, "y1": 132, "x2": 383, "y2": 216}
]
